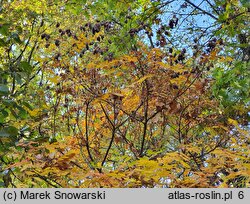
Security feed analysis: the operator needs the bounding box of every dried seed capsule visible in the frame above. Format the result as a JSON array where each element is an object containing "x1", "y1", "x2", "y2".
[
  {"x1": 61, "y1": 31, "x2": 65, "y2": 36},
  {"x1": 41, "y1": 33, "x2": 46, "y2": 39},
  {"x1": 45, "y1": 34, "x2": 50, "y2": 41},
  {"x1": 169, "y1": 19, "x2": 174, "y2": 29},
  {"x1": 55, "y1": 39, "x2": 60, "y2": 47},
  {"x1": 172, "y1": 84, "x2": 179, "y2": 89}
]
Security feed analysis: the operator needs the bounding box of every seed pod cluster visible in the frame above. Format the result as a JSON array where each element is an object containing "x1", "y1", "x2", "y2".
[
  {"x1": 48, "y1": 19, "x2": 116, "y2": 60},
  {"x1": 41, "y1": 33, "x2": 50, "y2": 41},
  {"x1": 206, "y1": 38, "x2": 217, "y2": 53},
  {"x1": 55, "y1": 39, "x2": 60, "y2": 47},
  {"x1": 168, "y1": 15, "x2": 179, "y2": 30}
]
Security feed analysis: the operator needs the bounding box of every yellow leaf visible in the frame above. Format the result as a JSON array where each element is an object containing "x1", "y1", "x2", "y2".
[
  {"x1": 157, "y1": 62, "x2": 170, "y2": 69},
  {"x1": 129, "y1": 74, "x2": 154, "y2": 87},
  {"x1": 228, "y1": 118, "x2": 238, "y2": 126},
  {"x1": 48, "y1": 76, "x2": 60, "y2": 84},
  {"x1": 170, "y1": 75, "x2": 186, "y2": 85},
  {"x1": 90, "y1": 143, "x2": 95, "y2": 148},
  {"x1": 25, "y1": 171, "x2": 35, "y2": 176},
  {"x1": 171, "y1": 64, "x2": 186, "y2": 73},
  {"x1": 86, "y1": 62, "x2": 96, "y2": 69},
  {"x1": 135, "y1": 157, "x2": 158, "y2": 170},
  {"x1": 29, "y1": 109, "x2": 40, "y2": 116},
  {"x1": 123, "y1": 55, "x2": 138, "y2": 63},
  {"x1": 219, "y1": 56, "x2": 233, "y2": 62},
  {"x1": 209, "y1": 50, "x2": 217, "y2": 60},
  {"x1": 123, "y1": 94, "x2": 140, "y2": 111}
]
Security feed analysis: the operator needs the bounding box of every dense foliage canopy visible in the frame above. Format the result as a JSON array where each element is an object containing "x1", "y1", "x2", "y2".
[{"x1": 0, "y1": 0, "x2": 249, "y2": 187}]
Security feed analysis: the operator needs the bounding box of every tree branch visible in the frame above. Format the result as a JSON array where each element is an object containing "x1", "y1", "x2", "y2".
[{"x1": 184, "y1": 0, "x2": 218, "y2": 20}]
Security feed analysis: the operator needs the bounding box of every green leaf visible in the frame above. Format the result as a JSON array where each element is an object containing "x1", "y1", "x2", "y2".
[
  {"x1": 19, "y1": 61, "x2": 32, "y2": 74},
  {"x1": 0, "y1": 110, "x2": 8, "y2": 123},
  {"x1": 2, "y1": 99, "x2": 16, "y2": 107},
  {"x1": 0, "y1": 84, "x2": 9, "y2": 95},
  {"x1": 23, "y1": 101, "x2": 33, "y2": 110},
  {"x1": 0, "y1": 38, "x2": 7, "y2": 47},
  {"x1": 0, "y1": 126, "x2": 18, "y2": 137},
  {"x1": 16, "y1": 105, "x2": 28, "y2": 119},
  {"x1": 1, "y1": 109, "x2": 8, "y2": 117},
  {"x1": 11, "y1": 33, "x2": 22, "y2": 44},
  {"x1": 0, "y1": 24, "x2": 10, "y2": 36},
  {"x1": 14, "y1": 72, "x2": 23, "y2": 84}
]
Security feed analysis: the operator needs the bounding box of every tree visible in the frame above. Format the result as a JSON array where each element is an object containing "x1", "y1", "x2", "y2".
[{"x1": 0, "y1": 0, "x2": 249, "y2": 188}]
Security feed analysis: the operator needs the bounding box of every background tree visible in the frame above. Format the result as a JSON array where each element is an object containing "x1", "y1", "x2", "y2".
[{"x1": 0, "y1": 0, "x2": 249, "y2": 187}]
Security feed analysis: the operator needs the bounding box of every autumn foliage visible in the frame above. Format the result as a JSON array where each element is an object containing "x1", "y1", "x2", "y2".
[{"x1": 0, "y1": 0, "x2": 249, "y2": 187}]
